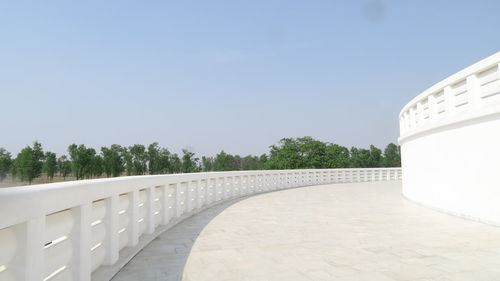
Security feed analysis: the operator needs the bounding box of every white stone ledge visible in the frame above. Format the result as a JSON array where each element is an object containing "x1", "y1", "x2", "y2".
[
  {"x1": 0, "y1": 168, "x2": 401, "y2": 281},
  {"x1": 399, "y1": 51, "x2": 500, "y2": 138},
  {"x1": 399, "y1": 52, "x2": 500, "y2": 228}
]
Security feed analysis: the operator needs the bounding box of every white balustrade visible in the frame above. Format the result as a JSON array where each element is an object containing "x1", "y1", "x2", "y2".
[
  {"x1": 399, "y1": 52, "x2": 500, "y2": 226},
  {"x1": 0, "y1": 168, "x2": 401, "y2": 281},
  {"x1": 399, "y1": 52, "x2": 500, "y2": 140}
]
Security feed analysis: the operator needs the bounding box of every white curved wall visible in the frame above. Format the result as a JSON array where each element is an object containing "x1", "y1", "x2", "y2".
[
  {"x1": 399, "y1": 52, "x2": 500, "y2": 225},
  {"x1": 0, "y1": 168, "x2": 401, "y2": 281}
]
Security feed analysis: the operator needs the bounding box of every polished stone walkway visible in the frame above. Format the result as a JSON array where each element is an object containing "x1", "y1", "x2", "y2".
[{"x1": 112, "y1": 181, "x2": 500, "y2": 281}]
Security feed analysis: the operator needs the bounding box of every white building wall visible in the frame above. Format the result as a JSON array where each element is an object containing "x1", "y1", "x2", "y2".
[{"x1": 399, "y1": 52, "x2": 500, "y2": 225}]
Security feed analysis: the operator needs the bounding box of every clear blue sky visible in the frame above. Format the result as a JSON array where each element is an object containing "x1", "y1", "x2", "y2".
[{"x1": 1, "y1": 0, "x2": 499, "y2": 157}]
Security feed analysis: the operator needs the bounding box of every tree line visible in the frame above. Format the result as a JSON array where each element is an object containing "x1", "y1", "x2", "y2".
[{"x1": 0, "y1": 137, "x2": 400, "y2": 185}]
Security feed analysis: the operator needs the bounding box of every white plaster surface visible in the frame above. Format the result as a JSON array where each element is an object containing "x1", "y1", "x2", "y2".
[
  {"x1": 112, "y1": 181, "x2": 500, "y2": 281},
  {"x1": 401, "y1": 115, "x2": 500, "y2": 225},
  {"x1": 398, "y1": 52, "x2": 500, "y2": 225}
]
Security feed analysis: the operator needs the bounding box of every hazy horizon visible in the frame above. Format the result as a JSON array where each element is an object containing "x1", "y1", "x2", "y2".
[{"x1": 1, "y1": 1, "x2": 500, "y2": 157}]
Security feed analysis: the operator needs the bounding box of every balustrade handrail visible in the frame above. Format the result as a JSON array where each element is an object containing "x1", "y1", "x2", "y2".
[
  {"x1": 0, "y1": 168, "x2": 401, "y2": 281},
  {"x1": 399, "y1": 52, "x2": 500, "y2": 141}
]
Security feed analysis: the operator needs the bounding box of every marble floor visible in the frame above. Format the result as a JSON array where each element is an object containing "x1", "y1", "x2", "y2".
[{"x1": 112, "y1": 181, "x2": 500, "y2": 281}]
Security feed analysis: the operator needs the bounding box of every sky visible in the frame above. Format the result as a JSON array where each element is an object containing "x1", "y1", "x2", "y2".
[{"x1": 1, "y1": 0, "x2": 499, "y2": 157}]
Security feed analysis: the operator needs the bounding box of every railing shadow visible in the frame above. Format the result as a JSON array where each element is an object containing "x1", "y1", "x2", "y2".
[{"x1": 111, "y1": 197, "x2": 249, "y2": 281}]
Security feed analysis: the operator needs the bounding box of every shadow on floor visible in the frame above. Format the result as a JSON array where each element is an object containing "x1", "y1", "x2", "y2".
[{"x1": 111, "y1": 197, "x2": 249, "y2": 281}]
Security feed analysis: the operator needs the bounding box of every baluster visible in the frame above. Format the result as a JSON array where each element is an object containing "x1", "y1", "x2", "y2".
[
  {"x1": 416, "y1": 100, "x2": 424, "y2": 125},
  {"x1": 237, "y1": 176, "x2": 243, "y2": 196},
  {"x1": 161, "y1": 185, "x2": 171, "y2": 225},
  {"x1": 128, "y1": 190, "x2": 139, "y2": 247},
  {"x1": 71, "y1": 203, "x2": 91, "y2": 281},
  {"x1": 186, "y1": 181, "x2": 193, "y2": 212},
  {"x1": 207, "y1": 178, "x2": 216, "y2": 201},
  {"x1": 175, "y1": 183, "x2": 182, "y2": 217},
  {"x1": 15, "y1": 216, "x2": 45, "y2": 281},
  {"x1": 467, "y1": 74, "x2": 481, "y2": 109},
  {"x1": 222, "y1": 177, "x2": 227, "y2": 200},
  {"x1": 214, "y1": 178, "x2": 220, "y2": 201},
  {"x1": 146, "y1": 187, "x2": 155, "y2": 234},
  {"x1": 104, "y1": 195, "x2": 119, "y2": 265},
  {"x1": 428, "y1": 94, "x2": 437, "y2": 122},
  {"x1": 444, "y1": 86, "x2": 455, "y2": 117},
  {"x1": 230, "y1": 177, "x2": 235, "y2": 198},
  {"x1": 207, "y1": 178, "x2": 212, "y2": 203},
  {"x1": 196, "y1": 180, "x2": 202, "y2": 209},
  {"x1": 409, "y1": 105, "x2": 417, "y2": 128}
]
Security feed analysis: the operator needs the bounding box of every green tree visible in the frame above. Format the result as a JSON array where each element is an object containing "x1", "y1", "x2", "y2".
[
  {"x1": 213, "y1": 151, "x2": 239, "y2": 171},
  {"x1": 57, "y1": 155, "x2": 72, "y2": 180},
  {"x1": 382, "y1": 143, "x2": 401, "y2": 167},
  {"x1": 349, "y1": 147, "x2": 370, "y2": 168},
  {"x1": 33, "y1": 141, "x2": 44, "y2": 173},
  {"x1": 301, "y1": 137, "x2": 329, "y2": 168},
  {"x1": 266, "y1": 137, "x2": 327, "y2": 169},
  {"x1": 0, "y1": 147, "x2": 12, "y2": 181},
  {"x1": 101, "y1": 144, "x2": 124, "y2": 177},
  {"x1": 68, "y1": 144, "x2": 96, "y2": 180},
  {"x1": 266, "y1": 138, "x2": 305, "y2": 169},
  {"x1": 121, "y1": 148, "x2": 133, "y2": 176},
  {"x1": 0, "y1": 138, "x2": 400, "y2": 182},
  {"x1": 158, "y1": 148, "x2": 171, "y2": 174},
  {"x1": 241, "y1": 155, "x2": 259, "y2": 170},
  {"x1": 325, "y1": 144, "x2": 350, "y2": 168},
  {"x1": 169, "y1": 153, "x2": 182, "y2": 173},
  {"x1": 367, "y1": 145, "x2": 382, "y2": 167},
  {"x1": 16, "y1": 142, "x2": 44, "y2": 184},
  {"x1": 181, "y1": 149, "x2": 199, "y2": 173},
  {"x1": 68, "y1": 144, "x2": 81, "y2": 179},
  {"x1": 90, "y1": 154, "x2": 103, "y2": 178},
  {"x1": 43, "y1": 151, "x2": 57, "y2": 180},
  {"x1": 234, "y1": 155, "x2": 242, "y2": 170},
  {"x1": 129, "y1": 144, "x2": 147, "y2": 175},
  {"x1": 10, "y1": 158, "x2": 18, "y2": 179},
  {"x1": 16, "y1": 147, "x2": 35, "y2": 183},
  {"x1": 147, "y1": 142, "x2": 161, "y2": 174},
  {"x1": 201, "y1": 156, "x2": 214, "y2": 171},
  {"x1": 258, "y1": 154, "x2": 268, "y2": 169}
]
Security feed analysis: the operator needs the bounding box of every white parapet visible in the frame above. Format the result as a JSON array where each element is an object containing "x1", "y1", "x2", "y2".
[
  {"x1": 0, "y1": 168, "x2": 401, "y2": 281},
  {"x1": 399, "y1": 52, "x2": 500, "y2": 225}
]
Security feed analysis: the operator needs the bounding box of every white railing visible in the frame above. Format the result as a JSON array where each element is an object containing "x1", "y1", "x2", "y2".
[
  {"x1": 399, "y1": 52, "x2": 500, "y2": 142},
  {"x1": 0, "y1": 168, "x2": 401, "y2": 281}
]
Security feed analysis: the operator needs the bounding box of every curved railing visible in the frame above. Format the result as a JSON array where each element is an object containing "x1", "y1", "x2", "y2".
[
  {"x1": 399, "y1": 52, "x2": 500, "y2": 226},
  {"x1": 399, "y1": 52, "x2": 500, "y2": 143},
  {"x1": 0, "y1": 168, "x2": 401, "y2": 281}
]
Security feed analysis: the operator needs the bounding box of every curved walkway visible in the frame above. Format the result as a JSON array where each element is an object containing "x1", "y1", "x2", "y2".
[{"x1": 112, "y1": 181, "x2": 500, "y2": 281}]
